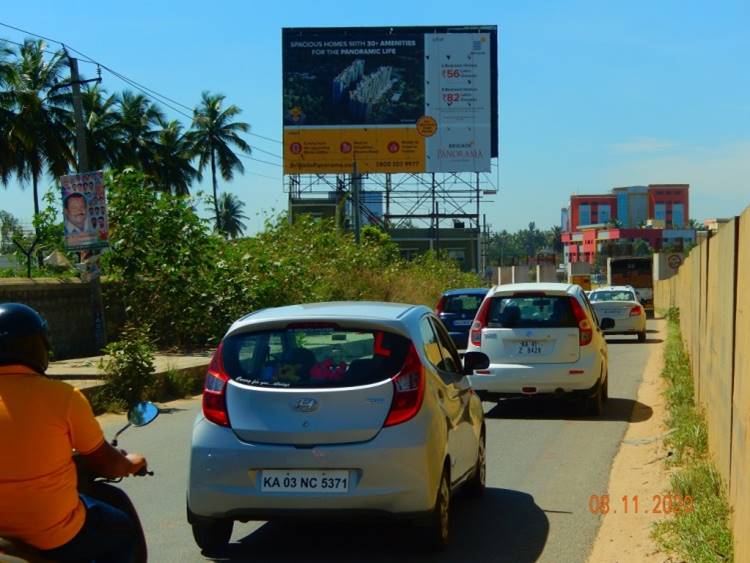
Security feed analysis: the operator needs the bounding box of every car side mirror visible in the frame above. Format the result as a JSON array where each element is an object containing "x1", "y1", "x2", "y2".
[
  {"x1": 463, "y1": 351, "x2": 490, "y2": 375},
  {"x1": 600, "y1": 317, "x2": 615, "y2": 331}
]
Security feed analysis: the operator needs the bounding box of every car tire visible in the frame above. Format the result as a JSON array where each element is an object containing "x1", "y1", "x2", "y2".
[
  {"x1": 638, "y1": 331, "x2": 646, "y2": 342},
  {"x1": 466, "y1": 431, "x2": 486, "y2": 497},
  {"x1": 191, "y1": 518, "x2": 233, "y2": 553},
  {"x1": 602, "y1": 374, "x2": 609, "y2": 402},
  {"x1": 425, "y1": 465, "x2": 451, "y2": 551},
  {"x1": 587, "y1": 381, "x2": 604, "y2": 416}
]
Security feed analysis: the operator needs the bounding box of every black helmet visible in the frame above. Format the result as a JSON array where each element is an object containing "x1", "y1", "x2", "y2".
[{"x1": 0, "y1": 303, "x2": 50, "y2": 373}]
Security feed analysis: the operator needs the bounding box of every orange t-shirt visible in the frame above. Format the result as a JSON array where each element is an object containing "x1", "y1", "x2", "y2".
[{"x1": 0, "y1": 365, "x2": 104, "y2": 550}]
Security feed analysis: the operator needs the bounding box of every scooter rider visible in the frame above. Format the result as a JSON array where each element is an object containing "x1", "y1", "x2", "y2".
[{"x1": 0, "y1": 303, "x2": 148, "y2": 563}]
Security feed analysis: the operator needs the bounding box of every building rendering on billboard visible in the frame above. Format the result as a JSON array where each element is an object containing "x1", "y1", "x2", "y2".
[{"x1": 282, "y1": 26, "x2": 498, "y2": 175}]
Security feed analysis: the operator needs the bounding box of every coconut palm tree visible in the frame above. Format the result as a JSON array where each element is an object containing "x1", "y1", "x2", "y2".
[
  {"x1": 82, "y1": 84, "x2": 123, "y2": 170},
  {"x1": 2, "y1": 40, "x2": 73, "y2": 217},
  {"x1": 116, "y1": 90, "x2": 164, "y2": 172},
  {"x1": 216, "y1": 192, "x2": 249, "y2": 238},
  {"x1": 190, "y1": 91, "x2": 251, "y2": 227},
  {"x1": 151, "y1": 119, "x2": 198, "y2": 195}
]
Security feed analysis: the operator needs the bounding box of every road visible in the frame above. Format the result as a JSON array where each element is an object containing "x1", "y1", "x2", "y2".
[{"x1": 101, "y1": 320, "x2": 663, "y2": 563}]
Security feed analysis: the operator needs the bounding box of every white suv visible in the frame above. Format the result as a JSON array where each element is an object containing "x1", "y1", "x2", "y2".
[{"x1": 465, "y1": 283, "x2": 614, "y2": 415}]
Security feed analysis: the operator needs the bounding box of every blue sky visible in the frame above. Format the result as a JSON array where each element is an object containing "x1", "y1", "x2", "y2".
[{"x1": 1, "y1": 0, "x2": 748, "y2": 233}]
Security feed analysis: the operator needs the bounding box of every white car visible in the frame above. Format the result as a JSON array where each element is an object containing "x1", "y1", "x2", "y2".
[
  {"x1": 588, "y1": 286, "x2": 647, "y2": 342},
  {"x1": 465, "y1": 283, "x2": 614, "y2": 415}
]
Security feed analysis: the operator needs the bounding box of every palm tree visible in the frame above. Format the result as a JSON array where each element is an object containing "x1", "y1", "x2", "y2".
[
  {"x1": 82, "y1": 84, "x2": 123, "y2": 170},
  {"x1": 151, "y1": 119, "x2": 198, "y2": 195},
  {"x1": 0, "y1": 42, "x2": 16, "y2": 185},
  {"x1": 190, "y1": 91, "x2": 251, "y2": 227},
  {"x1": 216, "y1": 192, "x2": 249, "y2": 238},
  {"x1": 116, "y1": 90, "x2": 164, "y2": 172},
  {"x1": 2, "y1": 40, "x2": 73, "y2": 217}
]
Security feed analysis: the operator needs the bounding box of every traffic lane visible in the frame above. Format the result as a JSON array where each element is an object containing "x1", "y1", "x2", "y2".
[
  {"x1": 105, "y1": 399, "x2": 549, "y2": 563},
  {"x1": 100, "y1": 319, "x2": 659, "y2": 562},
  {"x1": 100, "y1": 399, "x2": 203, "y2": 563},
  {"x1": 208, "y1": 489, "x2": 547, "y2": 563},
  {"x1": 479, "y1": 319, "x2": 661, "y2": 563}
]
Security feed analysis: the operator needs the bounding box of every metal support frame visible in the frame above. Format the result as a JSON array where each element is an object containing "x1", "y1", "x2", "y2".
[{"x1": 286, "y1": 166, "x2": 498, "y2": 273}]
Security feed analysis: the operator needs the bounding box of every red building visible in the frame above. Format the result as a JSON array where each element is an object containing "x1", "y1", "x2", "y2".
[
  {"x1": 569, "y1": 194, "x2": 617, "y2": 231},
  {"x1": 648, "y1": 184, "x2": 689, "y2": 228},
  {"x1": 561, "y1": 184, "x2": 694, "y2": 265}
]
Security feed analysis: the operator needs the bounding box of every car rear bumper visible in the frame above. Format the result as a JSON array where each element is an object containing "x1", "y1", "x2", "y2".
[
  {"x1": 475, "y1": 379, "x2": 600, "y2": 401},
  {"x1": 603, "y1": 316, "x2": 645, "y2": 334},
  {"x1": 468, "y1": 352, "x2": 601, "y2": 395},
  {"x1": 187, "y1": 416, "x2": 440, "y2": 520}
]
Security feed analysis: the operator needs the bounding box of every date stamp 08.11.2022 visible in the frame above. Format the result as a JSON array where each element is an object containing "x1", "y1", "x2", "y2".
[{"x1": 588, "y1": 494, "x2": 695, "y2": 515}]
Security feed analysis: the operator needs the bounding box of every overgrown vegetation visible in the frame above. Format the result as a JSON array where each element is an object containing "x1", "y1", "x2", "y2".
[
  {"x1": 102, "y1": 170, "x2": 481, "y2": 350},
  {"x1": 95, "y1": 324, "x2": 156, "y2": 412},
  {"x1": 652, "y1": 309, "x2": 733, "y2": 562}
]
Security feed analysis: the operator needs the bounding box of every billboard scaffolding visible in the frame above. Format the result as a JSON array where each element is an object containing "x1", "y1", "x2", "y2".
[{"x1": 283, "y1": 26, "x2": 499, "y2": 272}]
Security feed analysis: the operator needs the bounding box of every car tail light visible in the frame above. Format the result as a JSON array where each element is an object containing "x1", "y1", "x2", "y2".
[
  {"x1": 203, "y1": 341, "x2": 230, "y2": 427},
  {"x1": 435, "y1": 296, "x2": 446, "y2": 315},
  {"x1": 629, "y1": 305, "x2": 642, "y2": 316},
  {"x1": 470, "y1": 297, "x2": 492, "y2": 347},
  {"x1": 569, "y1": 297, "x2": 593, "y2": 346},
  {"x1": 384, "y1": 344, "x2": 425, "y2": 427}
]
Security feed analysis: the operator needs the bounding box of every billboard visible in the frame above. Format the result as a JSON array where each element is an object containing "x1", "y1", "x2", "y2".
[
  {"x1": 60, "y1": 171, "x2": 109, "y2": 251},
  {"x1": 283, "y1": 26, "x2": 498, "y2": 175}
]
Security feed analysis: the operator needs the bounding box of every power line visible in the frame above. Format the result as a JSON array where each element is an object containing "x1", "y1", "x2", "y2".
[
  {"x1": 246, "y1": 171, "x2": 283, "y2": 181},
  {"x1": 248, "y1": 145, "x2": 282, "y2": 159},
  {"x1": 0, "y1": 21, "x2": 66, "y2": 49},
  {"x1": 238, "y1": 153, "x2": 283, "y2": 168},
  {"x1": 248, "y1": 132, "x2": 283, "y2": 145},
  {"x1": 0, "y1": 20, "x2": 285, "y2": 152}
]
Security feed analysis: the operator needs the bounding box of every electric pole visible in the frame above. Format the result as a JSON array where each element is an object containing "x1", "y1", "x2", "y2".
[{"x1": 68, "y1": 55, "x2": 89, "y2": 171}]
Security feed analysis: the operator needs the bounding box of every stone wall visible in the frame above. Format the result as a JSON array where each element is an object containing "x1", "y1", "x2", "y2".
[{"x1": 0, "y1": 278, "x2": 100, "y2": 360}]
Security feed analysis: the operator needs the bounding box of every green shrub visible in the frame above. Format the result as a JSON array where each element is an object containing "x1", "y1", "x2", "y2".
[
  {"x1": 102, "y1": 170, "x2": 484, "y2": 350},
  {"x1": 97, "y1": 324, "x2": 155, "y2": 411}
]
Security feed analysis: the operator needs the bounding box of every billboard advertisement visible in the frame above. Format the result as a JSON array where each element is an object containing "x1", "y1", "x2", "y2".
[
  {"x1": 283, "y1": 26, "x2": 498, "y2": 175},
  {"x1": 60, "y1": 171, "x2": 109, "y2": 250}
]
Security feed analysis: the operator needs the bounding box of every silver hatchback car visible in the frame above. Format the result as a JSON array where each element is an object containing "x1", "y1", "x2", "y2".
[{"x1": 187, "y1": 302, "x2": 489, "y2": 552}]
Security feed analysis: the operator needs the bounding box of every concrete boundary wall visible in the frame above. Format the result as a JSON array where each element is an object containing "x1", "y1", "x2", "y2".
[
  {"x1": 702, "y1": 220, "x2": 737, "y2": 484},
  {"x1": 0, "y1": 278, "x2": 100, "y2": 360},
  {"x1": 654, "y1": 205, "x2": 748, "y2": 560},
  {"x1": 731, "y1": 208, "x2": 750, "y2": 561}
]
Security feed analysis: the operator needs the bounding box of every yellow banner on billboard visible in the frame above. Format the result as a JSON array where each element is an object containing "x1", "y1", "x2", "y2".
[{"x1": 283, "y1": 127, "x2": 425, "y2": 174}]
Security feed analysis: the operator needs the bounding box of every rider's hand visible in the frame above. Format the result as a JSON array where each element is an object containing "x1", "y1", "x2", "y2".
[{"x1": 126, "y1": 453, "x2": 147, "y2": 476}]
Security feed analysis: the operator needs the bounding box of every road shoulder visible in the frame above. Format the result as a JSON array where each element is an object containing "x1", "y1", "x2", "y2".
[{"x1": 587, "y1": 319, "x2": 670, "y2": 562}]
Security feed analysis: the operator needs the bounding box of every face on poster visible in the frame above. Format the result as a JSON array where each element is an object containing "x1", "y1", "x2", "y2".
[
  {"x1": 282, "y1": 26, "x2": 498, "y2": 174},
  {"x1": 60, "y1": 171, "x2": 109, "y2": 250}
]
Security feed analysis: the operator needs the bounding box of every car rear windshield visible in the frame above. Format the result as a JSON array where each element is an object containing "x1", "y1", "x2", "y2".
[
  {"x1": 442, "y1": 294, "x2": 485, "y2": 315},
  {"x1": 590, "y1": 290, "x2": 635, "y2": 302},
  {"x1": 221, "y1": 327, "x2": 410, "y2": 389},
  {"x1": 487, "y1": 295, "x2": 577, "y2": 328}
]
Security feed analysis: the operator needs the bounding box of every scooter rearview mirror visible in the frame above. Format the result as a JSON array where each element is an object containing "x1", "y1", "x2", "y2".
[{"x1": 127, "y1": 401, "x2": 159, "y2": 427}]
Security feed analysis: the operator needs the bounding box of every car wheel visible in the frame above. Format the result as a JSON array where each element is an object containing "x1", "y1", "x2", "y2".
[
  {"x1": 191, "y1": 518, "x2": 233, "y2": 553},
  {"x1": 586, "y1": 381, "x2": 604, "y2": 416},
  {"x1": 425, "y1": 465, "x2": 451, "y2": 551},
  {"x1": 602, "y1": 374, "x2": 609, "y2": 402},
  {"x1": 638, "y1": 330, "x2": 646, "y2": 342},
  {"x1": 466, "y1": 431, "x2": 486, "y2": 497}
]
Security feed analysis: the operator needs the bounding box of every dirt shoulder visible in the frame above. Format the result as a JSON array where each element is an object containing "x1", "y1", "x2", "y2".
[{"x1": 587, "y1": 319, "x2": 672, "y2": 563}]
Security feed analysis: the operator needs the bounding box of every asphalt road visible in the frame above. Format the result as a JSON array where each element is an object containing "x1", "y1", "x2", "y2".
[{"x1": 101, "y1": 320, "x2": 662, "y2": 563}]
